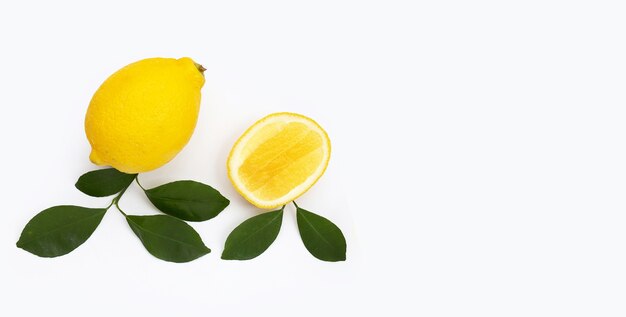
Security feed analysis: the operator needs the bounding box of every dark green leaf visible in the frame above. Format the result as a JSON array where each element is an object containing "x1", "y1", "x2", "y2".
[
  {"x1": 296, "y1": 207, "x2": 347, "y2": 262},
  {"x1": 75, "y1": 168, "x2": 136, "y2": 197},
  {"x1": 144, "y1": 180, "x2": 229, "y2": 222},
  {"x1": 126, "y1": 215, "x2": 210, "y2": 263},
  {"x1": 222, "y1": 209, "x2": 283, "y2": 260},
  {"x1": 16, "y1": 206, "x2": 106, "y2": 257}
]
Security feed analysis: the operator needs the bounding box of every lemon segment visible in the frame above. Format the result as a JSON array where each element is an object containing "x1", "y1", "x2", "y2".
[
  {"x1": 227, "y1": 113, "x2": 331, "y2": 209},
  {"x1": 85, "y1": 57, "x2": 205, "y2": 173}
]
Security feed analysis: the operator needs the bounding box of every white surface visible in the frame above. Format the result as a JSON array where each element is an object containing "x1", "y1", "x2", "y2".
[{"x1": 1, "y1": 1, "x2": 625, "y2": 316}]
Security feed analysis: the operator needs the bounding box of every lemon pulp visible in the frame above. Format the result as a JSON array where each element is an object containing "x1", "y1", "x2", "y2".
[{"x1": 227, "y1": 113, "x2": 331, "y2": 209}]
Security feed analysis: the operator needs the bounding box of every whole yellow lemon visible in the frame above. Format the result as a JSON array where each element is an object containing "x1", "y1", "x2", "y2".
[{"x1": 85, "y1": 57, "x2": 205, "y2": 173}]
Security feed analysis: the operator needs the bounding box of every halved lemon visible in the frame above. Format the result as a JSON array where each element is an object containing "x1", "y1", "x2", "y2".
[{"x1": 227, "y1": 112, "x2": 331, "y2": 209}]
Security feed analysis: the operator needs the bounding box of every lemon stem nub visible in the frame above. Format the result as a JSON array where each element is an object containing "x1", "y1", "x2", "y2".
[{"x1": 194, "y1": 63, "x2": 207, "y2": 74}]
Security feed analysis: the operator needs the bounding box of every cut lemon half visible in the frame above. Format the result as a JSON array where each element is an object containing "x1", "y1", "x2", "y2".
[{"x1": 227, "y1": 112, "x2": 331, "y2": 209}]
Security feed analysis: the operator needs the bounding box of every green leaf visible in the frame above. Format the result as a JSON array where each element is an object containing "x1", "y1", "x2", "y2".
[
  {"x1": 75, "y1": 168, "x2": 136, "y2": 197},
  {"x1": 126, "y1": 215, "x2": 210, "y2": 263},
  {"x1": 16, "y1": 206, "x2": 107, "y2": 257},
  {"x1": 222, "y1": 209, "x2": 283, "y2": 260},
  {"x1": 144, "y1": 180, "x2": 229, "y2": 222},
  {"x1": 296, "y1": 206, "x2": 347, "y2": 262}
]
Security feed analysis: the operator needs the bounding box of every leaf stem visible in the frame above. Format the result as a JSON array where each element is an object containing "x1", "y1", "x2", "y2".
[
  {"x1": 135, "y1": 176, "x2": 146, "y2": 191},
  {"x1": 107, "y1": 175, "x2": 136, "y2": 217},
  {"x1": 113, "y1": 181, "x2": 131, "y2": 217},
  {"x1": 114, "y1": 199, "x2": 127, "y2": 217},
  {"x1": 106, "y1": 199, "x2": 116, "y2": 210}
]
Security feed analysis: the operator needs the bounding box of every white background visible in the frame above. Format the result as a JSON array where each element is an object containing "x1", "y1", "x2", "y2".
[{"x1": 1, "y1": 0, "x2": 625, "y2": 316}]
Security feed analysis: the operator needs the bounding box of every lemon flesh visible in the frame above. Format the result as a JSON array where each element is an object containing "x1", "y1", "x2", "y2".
[
  {"x1": 227, "y1": 112, "x2": 331, "y2": 209},
  {"x1": 85, "y1": 57, "x2": 205, "y2": 173}
]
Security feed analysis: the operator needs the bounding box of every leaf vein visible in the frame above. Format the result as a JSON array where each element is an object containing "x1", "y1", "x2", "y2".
[
  {"x1": 129, "y1": 219, "x2": 206, "y2": 251},
  {"x1": 227, "y1": 212, "x2": 282, "y2": 251},
  {"x1": 300, "y1": 212, "x2": 337, "y2": 252}
]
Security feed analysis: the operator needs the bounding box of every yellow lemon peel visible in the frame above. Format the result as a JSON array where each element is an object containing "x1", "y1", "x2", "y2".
[{"x1": 85, "y1": 57, "x2": 205, "y2": 173}]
